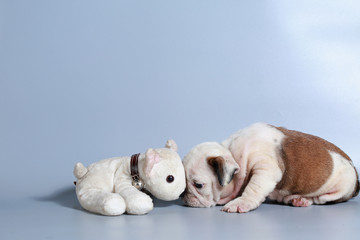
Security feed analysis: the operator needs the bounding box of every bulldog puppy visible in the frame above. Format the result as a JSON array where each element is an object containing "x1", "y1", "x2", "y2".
[{"x1": 182, "y1": 122, "x2": 359, "y2": 213}]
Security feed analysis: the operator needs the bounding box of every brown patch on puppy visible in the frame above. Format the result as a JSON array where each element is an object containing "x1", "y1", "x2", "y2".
[{"x1": 275, "y1": 127, "x2": 352, "y2": 195}]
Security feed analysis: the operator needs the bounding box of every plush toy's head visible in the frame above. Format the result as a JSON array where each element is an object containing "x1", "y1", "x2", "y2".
[{"x1": 142, "y1": 140, "x2": 186, "y2": 201}]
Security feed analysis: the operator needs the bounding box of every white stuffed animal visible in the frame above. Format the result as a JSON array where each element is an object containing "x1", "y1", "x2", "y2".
[{"x1": 73, "y1": 140, "x2": 186, "y2": 215}]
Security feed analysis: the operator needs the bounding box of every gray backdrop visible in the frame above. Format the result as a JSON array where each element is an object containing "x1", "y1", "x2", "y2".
[{"x1": 1, "y1": 1, "x2": 359, "y2": 239}]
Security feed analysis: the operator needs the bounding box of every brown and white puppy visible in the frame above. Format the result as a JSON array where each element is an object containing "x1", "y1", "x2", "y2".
[{"x1": 182, "y1": 122, "x2": 359, "y2": 213}]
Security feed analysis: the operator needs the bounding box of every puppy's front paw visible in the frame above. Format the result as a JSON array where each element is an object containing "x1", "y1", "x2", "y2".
[{"x1": 222, "y1": 198, "x2": 255, "y2": 213}]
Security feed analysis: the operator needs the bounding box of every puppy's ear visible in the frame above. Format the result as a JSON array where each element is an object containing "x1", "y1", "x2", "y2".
[
  {"x1": 207, "y1": 156, "x2": 239, "y2": 187},
  {"x1": 144, "y1": 148, "x2": 161, "y2": 177},
  {"x1": 165, "y1": 139, "x2": 178, "y2": 152}
]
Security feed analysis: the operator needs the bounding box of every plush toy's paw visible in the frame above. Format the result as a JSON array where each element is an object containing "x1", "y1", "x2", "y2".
[
  {"x1": 222, "y1": 198, "x2": 256, "y2": 213},
  {"x1": 103, "y1": 196, "x2": 126, "y2": 216},
  {"x1": 126, "y1": 194, "x2": 154, "y2": 215}
]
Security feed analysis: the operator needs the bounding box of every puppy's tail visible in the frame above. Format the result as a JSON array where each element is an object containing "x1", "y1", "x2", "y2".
[{"x1": 74, "y1": 162, "x2": 88, "y2": 179}]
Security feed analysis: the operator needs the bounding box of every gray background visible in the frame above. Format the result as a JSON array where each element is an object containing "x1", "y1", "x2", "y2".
[{"x1": 1, "y1": 0, "x2": 359, "y2": 239}]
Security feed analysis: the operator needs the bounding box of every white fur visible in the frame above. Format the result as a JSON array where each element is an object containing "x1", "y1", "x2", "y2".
[{"x1": 74, "y1": 140, "x2": 186, "y2": 216}]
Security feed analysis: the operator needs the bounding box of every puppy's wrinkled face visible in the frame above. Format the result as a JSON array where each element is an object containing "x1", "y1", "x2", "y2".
[{"x1": 182, "y1": 142, "x2": 239, "y2": 208}]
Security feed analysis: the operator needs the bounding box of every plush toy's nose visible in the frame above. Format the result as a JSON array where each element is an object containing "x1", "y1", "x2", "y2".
[{"x1": 179, "y1": 190, "x2": 186, "y2": 199}]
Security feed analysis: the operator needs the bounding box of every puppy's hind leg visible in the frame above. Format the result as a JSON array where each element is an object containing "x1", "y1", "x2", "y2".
[
  {"x1": 77, "y1": 188, "x2": 126, "y2": 215},
  {"x1": 312, "y1": 189, "x2": 350, "y2": 205},
  {"x1": 311, "y1": 152, "x2": 358, "y2": 205},
  {"x1": 287, "y1": 191, "x2": 344, "y2": 207},
  {"x1": 291, "y1": 197, "x2": 314, "y2": 207}
]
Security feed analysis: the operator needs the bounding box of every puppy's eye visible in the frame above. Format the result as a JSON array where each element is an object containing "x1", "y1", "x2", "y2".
[
  {"x1": 194, "y1": 183, "x2": 203, "y2": 189},
  {"x1": 166, "y1": 175, "x2": 174, "y2": 183}
]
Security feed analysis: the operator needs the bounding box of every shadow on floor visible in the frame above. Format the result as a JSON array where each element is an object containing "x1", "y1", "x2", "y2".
[
  {"x1": 153, "y1": 197, "x2": 184, "y2": 208},
  {"x1": 34, "y1": 185, "x2": 184, "y2": 211},
  {"x1": 34, "y1": 186, "x2": 82, "y2": 211}
]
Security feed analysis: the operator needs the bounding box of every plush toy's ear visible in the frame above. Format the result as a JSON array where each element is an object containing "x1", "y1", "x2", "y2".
[
  {"x1": 207, "y1": 156, "x2": 239, "y2": 187},
  {"x1": 144, "y1": 148, "x2": 161, "y2": 177},
  {"x1": 165, "y1": 139, "x2": 178, "y2": 152}
]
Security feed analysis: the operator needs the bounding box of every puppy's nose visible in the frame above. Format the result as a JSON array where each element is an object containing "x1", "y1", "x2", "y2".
[{"x1": 180, "y1": 190, "x2": 186, "y2": 199}]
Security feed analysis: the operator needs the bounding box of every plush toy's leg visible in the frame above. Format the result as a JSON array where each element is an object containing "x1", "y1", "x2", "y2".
[
  {"x1": 117, "y1": 184, "x2": 154, "y2": 215},
  {"x1": 77, "y1": 188, "x2": 126, "y2": 216}
]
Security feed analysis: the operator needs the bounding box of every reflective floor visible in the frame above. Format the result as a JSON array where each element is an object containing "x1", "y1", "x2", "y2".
[{"x1": 1, "y1": 186, "x2": 359, "y2": 240}]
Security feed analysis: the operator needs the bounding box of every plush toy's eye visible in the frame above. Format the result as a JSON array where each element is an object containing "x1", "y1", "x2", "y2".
[
  {"x1": 166, "y1": 175, "x2": 174, "y2": 183},
  {"x1": 194, "y1": 182, "x2": 203, "y2": 189}
]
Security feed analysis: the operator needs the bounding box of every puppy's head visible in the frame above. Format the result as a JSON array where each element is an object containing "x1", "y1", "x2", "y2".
[{"x1": 182, "y1": 142, "x2": 239, "y2": 207}]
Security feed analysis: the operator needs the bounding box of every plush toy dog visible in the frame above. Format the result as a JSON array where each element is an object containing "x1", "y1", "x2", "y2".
[{"x1": 74, "y1": 140, "x2": 186, "y2": 215}]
